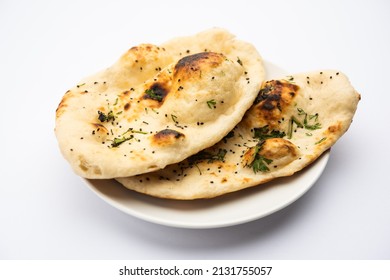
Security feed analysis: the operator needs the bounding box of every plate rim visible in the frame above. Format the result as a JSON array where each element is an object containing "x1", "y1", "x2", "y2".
[{"x1": 84, "y1": 149, "x2": 330, "y2": 229}]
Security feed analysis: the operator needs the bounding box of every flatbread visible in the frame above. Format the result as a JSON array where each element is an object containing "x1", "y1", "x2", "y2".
[
  {"x1": 55, "y1": 28, "x2": 265, "y2": 178},
  {"x1": 116, "y1": 70, "x2": 360, "y2": 199}
]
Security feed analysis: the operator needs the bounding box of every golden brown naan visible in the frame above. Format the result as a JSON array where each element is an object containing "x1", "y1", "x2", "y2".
[
  {"x1": 116, "y1": 70, "x2": 360, "y2": 199},
  {"x1": 55, "y1": 28, "x2": 265, "y2": 178}
]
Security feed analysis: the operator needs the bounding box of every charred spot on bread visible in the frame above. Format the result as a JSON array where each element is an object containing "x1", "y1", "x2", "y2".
[
  {"x1": 246, "y1": 80, "x2": 300, "y2": 128},
  {"x1": 124, "y1": 103, "x2": 131, "y2": 111},
  {"x1": 56, "y1": 90, "x2": 72, "y2": 118},
  {"x1": 142, "y1": 82, "x2": 169, "y2": 104},
  {"x1": 151, "y1": 129, "x2": 185, "y2": 146},
  {"x1": 174, "y1": 52, "x2": 225, "y2": 80},
  {"x1": 255, "y1": 80, "x2": 299, "y2": 109}
]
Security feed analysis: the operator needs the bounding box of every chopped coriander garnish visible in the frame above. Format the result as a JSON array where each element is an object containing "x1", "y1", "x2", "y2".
[
  {"x1": 288, "y1": 108, "x2": 321, "y2": 138},
  {"x1": 315, "y1": 137, "x2": 327, "y2": 145},
  {"x1": 305, "y1": 122, "x2": 322, "y2": 130},
  {"x1": 252, "y1": 155, "x2": 273, "y2": 173},
  {"x1": 98, "y1": 110, "x2": 115, "y2": 122},
  {"x1": 171, "y1": 114, "x2": 178, "y2": 124},
  {"x1": 291, "y1": 116, "x2": 304, "y2": 128},
  {"x1": 207, "y1": 99, "x2": 217, "y2": 109},
  {"x1": 111, "y1": 135, "x2": 133, "y2": 147},
  {"x1": 246, "y1": 143, "x2": 273, "y2": 173},
  {"x1": 123, "y1": 128, "x2": 148, "y2": 135},
  {"x1": 188, "y1": 148, "x2": 227, "y2": 165},
  {"x1": 286, "y1": 76, "x2": 295, "y2": 83},
  {"x1": 309, "y1": 113, "x2": 319, "y2": 121},
  {"x1": 253, "y1": 125, "x2": 286, "y2": 141},
  {"x1": 145, "y1": 88, "x2": 163, "y2": 102}
]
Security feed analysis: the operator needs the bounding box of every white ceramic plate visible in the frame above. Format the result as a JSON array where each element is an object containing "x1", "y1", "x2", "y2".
[{"x1": 84, "y1": 61, "x2": 330, "y2": 228}]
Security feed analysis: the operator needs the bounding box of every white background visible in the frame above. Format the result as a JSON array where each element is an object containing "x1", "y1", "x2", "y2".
[{"x1": 1, "y1": 0, "x2": 389, "y2": 259}]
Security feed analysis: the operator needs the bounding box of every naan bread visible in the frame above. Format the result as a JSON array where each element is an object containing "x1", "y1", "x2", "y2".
[
  {"x1": 116, "y1": 70, "x2": 360, "y2": 199},
  {"x1": 55, "y1": 28, "x2": 265, "y2": 178}
]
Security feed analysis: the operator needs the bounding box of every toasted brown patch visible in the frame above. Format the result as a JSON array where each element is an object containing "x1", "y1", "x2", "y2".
[
  {"x1": 247, "y1": 80, "x2": 300, "y2": 128},
  {"x1": 142, "y1": 82, "x2": 170, "y2": 105},
  {"x1": 91, "y1": 123, "x2": 109, "y2": 138},
  {"x1": 151, "y1": 129, "x2": 185, "y2": 146},
  {"x1": 174, "y1": 52, "x2": 225, "y2": 80},
  {"x1": 327, "y1": 122, "x2": 342, "y2": 134},
  {"x1": 56, "y1": 90, "x2": 71, "y2": 118},
  {"x1": 259, "y1": 138, "x2": 299, "y2": 160},
  {"x1": 126, "y1": 44, "x2": 161, "y2": 61}
]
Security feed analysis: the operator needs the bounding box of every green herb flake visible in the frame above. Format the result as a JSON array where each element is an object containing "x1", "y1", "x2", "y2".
[
  {"x1": 171, "y1": 114, "x2": 178, "y2": 124},
  {"x1": 253, "y1": 125, "x2": 286, "y2": 141},
  {"x1": 207, "y1": 99, "x2": 217, "y2": 109},
  {"x1": 237, "y1": 57, "x2": 243, "y2": 66},
  {"x1": 188, "y1": 148, "x2": 227, "y2": 165},
  {"x1": 252, "y1": 156, "x2": 273, "y2": 173},
  {"x1": 123, "y1": 128, "x2": 148, "y2": 135},
  {"x1": 145, "y1": 88, "x2": 163, "y2": 102},
  {"x1": 286, "y1": 76, "x2": 295, "y2": 82},
  {"x1": 97, "y1": 110, "x2": 115, "y2": 122},
  {"x1": 247, "y1": 144, "x2": 273, "y2": 173},
  {"x1": 315, "y1": 137, "x2": 327, "y2": 145},
  {"x1": 111, "y1": 136, "x2": 133, "y2": 147}
]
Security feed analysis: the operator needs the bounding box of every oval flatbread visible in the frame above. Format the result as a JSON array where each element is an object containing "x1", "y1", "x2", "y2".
[
  {"x1": 116, "y1": 70, "x2": 360, "y2": 199},
  {"x1": 55, "y1": 28, "x2": 265, "y2": 178}
]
